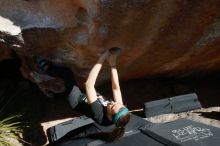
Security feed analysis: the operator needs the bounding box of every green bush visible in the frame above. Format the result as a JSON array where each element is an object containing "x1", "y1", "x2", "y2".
[
  {"x1": 0, "y1": 115, "x2": 24, "y2": 146},
  {"x1": 0, "y1": 80, "x2": 29, "y2": 146}
]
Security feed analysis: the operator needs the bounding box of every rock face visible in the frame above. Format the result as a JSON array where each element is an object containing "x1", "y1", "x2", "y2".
[{"x1": 1, "y1": 0, "x2": 220, "y2": 88}]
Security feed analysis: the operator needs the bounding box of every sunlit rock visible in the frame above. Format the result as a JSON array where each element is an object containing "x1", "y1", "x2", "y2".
[{"x1": 1, "y1": 0, "x2": 220, "y2": 89}]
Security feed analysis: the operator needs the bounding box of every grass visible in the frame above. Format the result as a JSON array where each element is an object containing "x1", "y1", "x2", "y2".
[
  {"x1": 0, "y1": 59, "x2": 48, "y2": 145},
  {"x1": 0, "y1": 79, "x2": 31, "y2": 146},
  {"x1": 0, "y1": 115, "x2": 25, "y2": 146}
]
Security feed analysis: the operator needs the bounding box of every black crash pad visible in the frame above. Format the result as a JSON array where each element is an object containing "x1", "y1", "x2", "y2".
[
  {"x1": 54, "y1": 114, "x2": 153, "y2": 146},
  {"x1": 47, "y1": 116, "x2": 95, "y2": 143},
  {"x1": 89, "y1": 132, "x2": 165, "y2": 146},
  {"x1": 141, "y1": 118, "x2": 220, "y2": 146},
  {"x1": 60, "y1": 132, "x2": 166, "y2": 146},
  {"x1": 144, "y1": 93, "x2": 202, "y2": 118}
]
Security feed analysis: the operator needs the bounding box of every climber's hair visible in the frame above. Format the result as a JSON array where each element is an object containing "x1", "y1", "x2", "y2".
[
  {"x1": 88, "y1": 108, "x2": 130, "y2": 142},
  {"x1": 110, "y1": 111, "x2": 130, "y2": 141}
]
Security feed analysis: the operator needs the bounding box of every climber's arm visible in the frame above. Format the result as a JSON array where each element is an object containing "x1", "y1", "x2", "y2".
[
  {"x1": 85, "y1": 51, "x2": 109, "y2": 104},
  {"x1": 107, "y1": 48, "x2": 123, "y2": 104},
  {"x1": 110, "y1": 66, "x2": 123, "y2": 104}
]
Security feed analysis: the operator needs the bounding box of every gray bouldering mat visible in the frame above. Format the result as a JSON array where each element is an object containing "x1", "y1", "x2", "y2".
[
  {"x1": 55, "y1": 114, "x2": 153, "y2": 146},
  {"x1": 60, "y1": 132, "x2": 166, "y2": 146},
  {"x1": 47, "y1": 116, "x2": 95, "y2": 143},
  {"x1": 141, "y1": 118, "x2": 220, "y2": 146},
  {"x1": 93, "y1": 132, "x2": 165, "y2": 146},
  {"x1": 144, "y1": 93, "x2": 202, "y2": 118}
]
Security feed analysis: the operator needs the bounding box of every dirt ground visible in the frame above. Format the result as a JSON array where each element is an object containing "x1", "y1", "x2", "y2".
[{"x1": 0, "y1": 59, "x2": 220, "y2": 145}]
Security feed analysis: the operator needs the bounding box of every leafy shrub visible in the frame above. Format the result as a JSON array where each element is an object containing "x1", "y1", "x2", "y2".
[{"x1": 0, "y1": 115, "x2": 25, "y2": 146}]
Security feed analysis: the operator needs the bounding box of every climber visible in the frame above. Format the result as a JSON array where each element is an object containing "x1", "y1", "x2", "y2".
[
  {"x1": 34, "y1": 48, "x2": 130, "y2": 141},
  {"x1": 84, "y1": 47, "x2": 130, "y2": 141}
]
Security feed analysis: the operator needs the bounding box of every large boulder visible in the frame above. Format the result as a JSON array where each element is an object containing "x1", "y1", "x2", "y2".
[{"x1": 1, "y1": 0, "x2": 220, "y2": 88}]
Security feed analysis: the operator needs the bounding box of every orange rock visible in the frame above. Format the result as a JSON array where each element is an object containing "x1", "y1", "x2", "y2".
[{"x1": 1, "y1": 0, "x2": 220, "y2": 88}]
